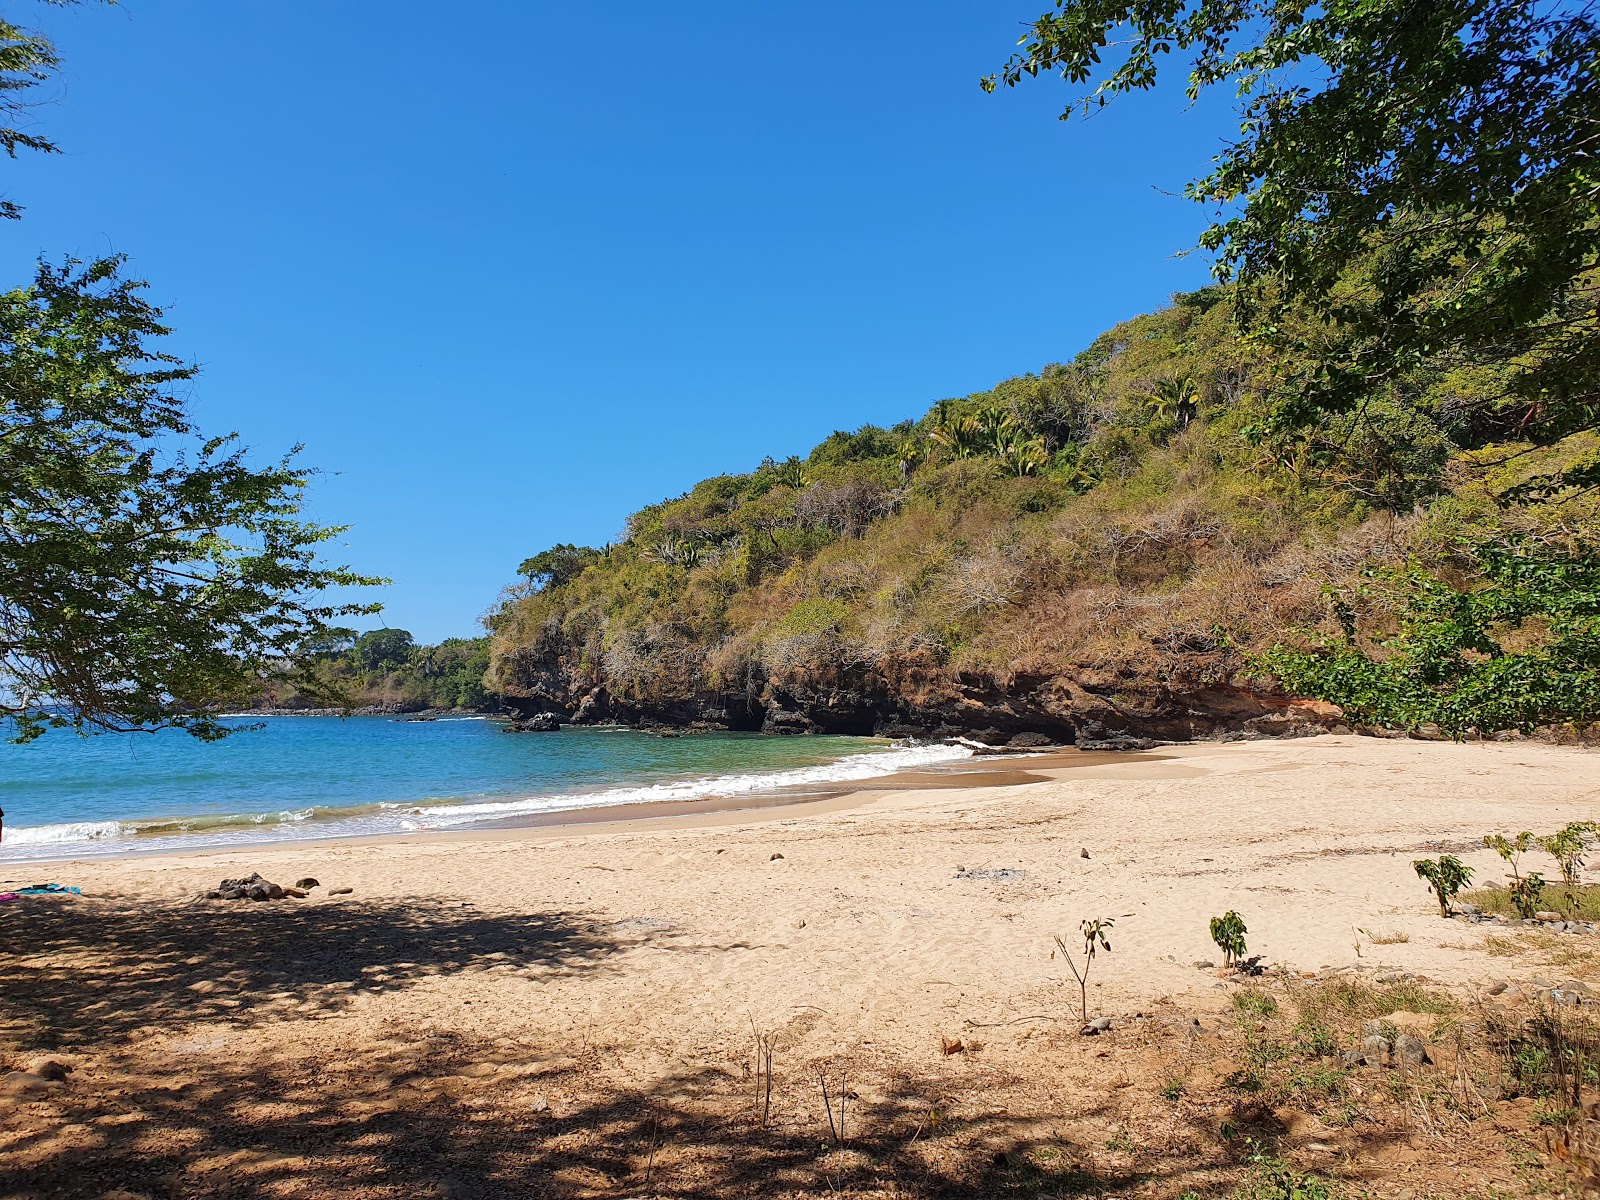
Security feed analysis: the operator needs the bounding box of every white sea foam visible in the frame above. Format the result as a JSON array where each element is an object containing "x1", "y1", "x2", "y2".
[
  {"x1": 0, "y1": 740, "x2": 976, "y2": 862},
  {"x1": 5, "y1": 819, "x2": 125, "y2": 845},
  {"x1": 407, "y1": 741, "x2": 975, "y2": 828}
]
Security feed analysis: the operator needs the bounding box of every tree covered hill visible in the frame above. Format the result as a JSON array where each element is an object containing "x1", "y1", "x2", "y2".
[
  {"x1": 250, "y1": 630, "x2": 496, "y2": 715},
  {"x1": 485, "y1": 284, "x2": 1600, "y2": 745}
]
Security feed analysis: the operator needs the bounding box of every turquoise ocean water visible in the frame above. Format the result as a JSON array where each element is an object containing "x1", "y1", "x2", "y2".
[{"x1": 0, "y1": 717, "x2": 971, "y2": 863}]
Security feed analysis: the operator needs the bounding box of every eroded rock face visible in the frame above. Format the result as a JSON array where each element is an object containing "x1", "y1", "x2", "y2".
[{"x1": 500, "y1": 665, "x2": 1339, "y2": 746}]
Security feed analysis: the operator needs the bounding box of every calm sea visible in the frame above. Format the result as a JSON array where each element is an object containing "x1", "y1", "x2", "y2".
[{"x1": 0, "y1": 717, "x2": 971, "y2": 864}]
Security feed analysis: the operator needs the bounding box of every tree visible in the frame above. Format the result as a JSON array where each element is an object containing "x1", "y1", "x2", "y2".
[
  {"x1": 986, "y1": 1, "x2": 1600, "y2": 493},
  {"x1": 517, "y1": 543, "x2": 601, "y2": 591},
  {"x1": 0, "y1": 2, "x2": 78, "y2": 219},
  {"x1": 353, "y1": 628, "x2": 416, "y2": 672},
  {"x1": 1, "y1": 257, "x2": 382, "y2": 741},
  {"x1": 1263, "y1": 538, "x2": 1600, "y2": 735}
]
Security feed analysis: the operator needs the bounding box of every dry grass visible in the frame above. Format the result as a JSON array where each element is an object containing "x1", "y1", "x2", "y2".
[
  {"x1": 1363, "y1": 929, "x2": 1410, "y2": 946},
  {"x1": 1463, "y1": 883, "x2": 1600, "y2": 921}
]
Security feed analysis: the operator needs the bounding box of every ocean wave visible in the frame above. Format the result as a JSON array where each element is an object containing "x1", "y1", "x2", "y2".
[
  {"x1": 408, "y1": 741, "x2": 975, "y2": 828},
  {"x1": 5, "y1": 819, "x2": 125, "y2": 845},
  {"x1": 0, "y1": 740, "x2": 974, "y2": 861}
]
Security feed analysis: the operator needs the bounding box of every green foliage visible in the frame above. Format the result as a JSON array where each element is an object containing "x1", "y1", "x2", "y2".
[
  {"x1": 1233, "y1": 1157, "x2": 1333, "y2": 1200},
  {"x1": 1486, "y1": 832, "x2": 1537, "y2": 880},
  {"x1": 1262, "y1": 539, "x2": 1600, "y2": 735},
  {"x1": 1510, "y1": 872, "x2": 1548, "y2": 921},
  {"x1": 1210, "y1": 910, "x2": 1248, "y2": 969},
  {"x1": 518, "y1": 544, "x2": 602, "y2": 591},
  {"x1": 1413, "y1": 855, "x2": 1474, "y2": 917},
  {"x1": 1233, "y1": 989, "x2": 1277, "y2": 1019},
  {"x1": 1, "y1": 258, "x2": 382, "y2": 741},
  {"x1": 986, "y1": 1, "x2": 1600, "y2": 493},
  {"x1": 257, "y1": 632, "x2": 495, "y2": 713},
  {"x1": 1466, "y1": 883, "x2": 1600, "y2": 922},
  {"x1": 354, "y1": 628, "x2": 415, "y2": 671},
  {"x1": 1538, "y1": 822, "x2": 1596, "y2": 888},
  {"x1": 776, "y1": 598, "x2": 849, "y2": 638},
  {"x1": 486, "y1": 270, "x2": 1600, "y2": 737},
  {"x1": 0, "y1": 3, "x2": 81, "y2": 219}
]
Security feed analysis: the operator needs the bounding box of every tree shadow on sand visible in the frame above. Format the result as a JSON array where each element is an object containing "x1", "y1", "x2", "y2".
[
  {"x1": 0, "y1": 1047, "x2": 1163, "y2": 1200},
  {"x1": 0, "y1": 892, "x2": 637, "y2": 1049},
  {"x1": 0, "y1": 1021, "x2": 1429, "y2": 1200}
]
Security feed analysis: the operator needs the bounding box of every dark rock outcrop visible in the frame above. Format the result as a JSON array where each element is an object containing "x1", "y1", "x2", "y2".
[
  {"x1": 504, "y1": 711, "x2": 562, "y2": 733},
  {"x1": 208, "y1": 872, "x2": 288, "y2": 901},
  {"x1": 497, "y1": 651, "x2": 1340, "y2": 746}
]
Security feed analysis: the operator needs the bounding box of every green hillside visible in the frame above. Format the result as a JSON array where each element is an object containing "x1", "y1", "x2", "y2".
[{"x1": 485, "y1": 285, "x2": 1599, "y2": 745}]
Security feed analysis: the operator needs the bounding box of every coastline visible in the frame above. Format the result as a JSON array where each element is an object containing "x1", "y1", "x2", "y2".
[
  {"x1": 9, "y1": 734, "x2": 1600, "y2": 1195},
  {"x1": 0, "y1": 742, "x2": 1107, "y2": 868}
]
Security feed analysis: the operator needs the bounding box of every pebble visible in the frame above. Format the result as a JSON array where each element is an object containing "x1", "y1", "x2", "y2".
[
  {"x1": 26, "y1": 1057, "x2": 72, "y2": 1082},
  {"x1": 328, "y1": 886, "x2": 353, "y2": 896},
  {"x1": 1082, "y1": 1015, "x2": 1113, "y2": 1035},
  {"x1": 769, "y1": 853, "x2": 785, "y2": 861},
  {"x1": 295, "y1": 877, "x2": 320, "y2": 889},
  {"x1": 1394, "y1": 1033, "x2": 1430, "y2": 1068},
  {"x1": 1361, "y1": 1035, "x2": 1391, "y2": 1068}
]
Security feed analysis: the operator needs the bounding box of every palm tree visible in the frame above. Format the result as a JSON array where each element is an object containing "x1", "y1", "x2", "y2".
[
  {"x1": 775, "y1": 456, "x2": 809, "y2": 489},
  {"x1": 1147, "y1": 376, "x2": 1202, "y2": 427}
]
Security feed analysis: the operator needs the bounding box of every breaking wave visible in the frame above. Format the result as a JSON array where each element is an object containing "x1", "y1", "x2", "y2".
[{"x1": 0, "y1": 740, "x2": 973, "y2": 863}]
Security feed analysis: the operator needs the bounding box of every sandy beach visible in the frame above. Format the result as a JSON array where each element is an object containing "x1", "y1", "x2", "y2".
[{"x1": 6, "y1": 733, "x2": 1600, "y2": 1198}]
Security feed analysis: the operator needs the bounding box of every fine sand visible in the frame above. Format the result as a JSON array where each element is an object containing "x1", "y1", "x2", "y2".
[{"x1": 5, "y1": 733, "x2": 1600, "y2": 1197}]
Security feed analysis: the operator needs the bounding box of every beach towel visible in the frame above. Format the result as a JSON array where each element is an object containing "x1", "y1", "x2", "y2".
[
  {"x1": 0, "y1": 893, "x2": 17, "y2": 903},
  {"x1": 15, "y1": 884, "x2": 81, "y2": 896}
]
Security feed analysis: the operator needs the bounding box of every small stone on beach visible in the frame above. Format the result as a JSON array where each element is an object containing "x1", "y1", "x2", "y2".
[{"x1": 26, "y1": 1057, "x2": 72, "y2": 1082}]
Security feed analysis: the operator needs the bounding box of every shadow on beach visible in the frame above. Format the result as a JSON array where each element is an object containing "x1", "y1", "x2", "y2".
[
  {"x1": 0, "y1": 895, "x2": 1425, "y2": 1198},
  {"x1": 0, "y1": 892, "x2": 629, "y2": 1048},
  {"x1": 0, "y1": 1035, "x2": 1411, "y2": 1200}
]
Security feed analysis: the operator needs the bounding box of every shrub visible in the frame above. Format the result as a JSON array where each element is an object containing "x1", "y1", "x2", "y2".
[
  {"x1": 1512, "y1": 872, "x2": 1548, "y2": 920},
  {"x1": 1210, "y1": 910, "x2": 1248, "y2": 969},
  {"x1": 1539, "y1": 822, "x2": 1597, "y2": 887},
  {"x1": 1414, "y1": 854, "x2": 1474, "y2": 917}
]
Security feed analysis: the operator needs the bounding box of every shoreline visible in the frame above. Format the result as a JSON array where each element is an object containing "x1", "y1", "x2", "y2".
[
  {"x1": 0, "y1": 743, "x2": 1124, "y2": 869},
  {"x1": 8, "y1": 734, "x2": 1600, "y2": 1196}
]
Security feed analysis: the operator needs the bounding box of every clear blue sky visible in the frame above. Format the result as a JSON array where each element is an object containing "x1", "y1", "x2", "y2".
[{"x1": 3, "y1": 1, "x2": 1238, "y2": 643}]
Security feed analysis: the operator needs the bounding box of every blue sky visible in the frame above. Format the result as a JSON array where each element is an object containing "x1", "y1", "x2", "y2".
[{"x1": 3, "y1": 1, "x2": 1238, "y2": 643}]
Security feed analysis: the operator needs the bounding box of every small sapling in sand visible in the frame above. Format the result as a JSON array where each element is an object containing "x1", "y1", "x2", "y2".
[
  {"x1": 1539, "y1": 822, "x2": 1596, "y2": 887},
  {"x1": 1485, "y1": 832, "x2": 1547, "y2": 916},
  {"x1": 1053, "y1": 917, "x2": 1113, "y2": 1031},
  {"x1": 1209, "y1": 911, "x2": 1248, "y2": 970},
  {"x1": 1485, "y1": 831, "x2": 1534, "y2": 883},
  {"x1": 1413, "y1": 854, "x2": 1473, "y2": 917},
  {"x1": 1511, "y1": 871, "x2": 1547, "y2": 920}
]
